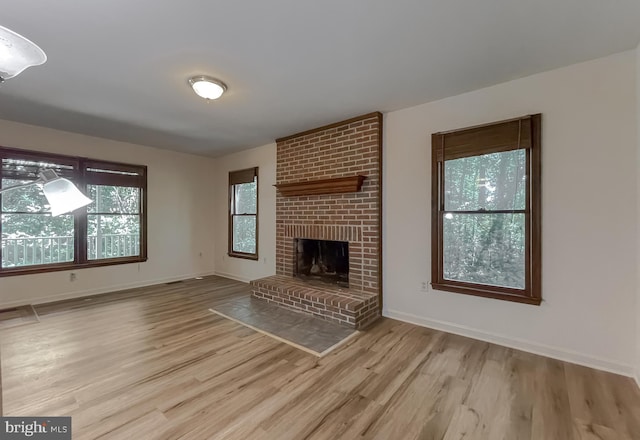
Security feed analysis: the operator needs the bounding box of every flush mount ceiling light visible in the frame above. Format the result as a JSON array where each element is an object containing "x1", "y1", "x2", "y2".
[
  {"x1": 188, "y1": 75, "x2": 227, "y2": 100},
  {"x1": 0, "y1": 25, "x2": 47, "y2": 82}
]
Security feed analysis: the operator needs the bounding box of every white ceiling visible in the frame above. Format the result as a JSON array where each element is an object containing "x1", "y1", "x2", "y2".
[{"x1": 2, "y1": 0, "x2": 640, "y2": 157}]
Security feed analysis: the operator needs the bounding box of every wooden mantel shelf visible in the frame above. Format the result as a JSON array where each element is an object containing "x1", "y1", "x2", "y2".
[{"x1": 275, "y1": 175, "x2": 366, "y2": 197}]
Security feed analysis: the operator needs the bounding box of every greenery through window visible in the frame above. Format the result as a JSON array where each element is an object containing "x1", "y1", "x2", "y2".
[
  {"x1": 87, "y1": 185, "x2": 141, "y2": 260},
  {"x1": 0, "y1": 147, "x2": 146, "y2": 275},
  {"x1": 431, "y1": 115, "x2": 541, "y2": 304},
  {"x1": 2, "y1": 177, "x2": 76, "y2": 267},
  {"x1": 443, "y1": 150, "x2": 526, "y2": 289},
  {"x1": 228, "y1": 167, "x2": 258, "y2": 259}
]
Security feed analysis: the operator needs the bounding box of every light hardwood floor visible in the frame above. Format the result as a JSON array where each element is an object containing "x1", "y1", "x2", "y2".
[{"x1": 1, "y1": 276, "x2": 639, "y2": 439}]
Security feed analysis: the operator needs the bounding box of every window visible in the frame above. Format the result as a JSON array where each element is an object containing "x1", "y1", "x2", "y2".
[
  {"x1": 228, "y1": 167, "x2": 258, "y2": 260},
  {"x1": 0, "y1": 147, "x2": 146, "y2": 276},
  {"x1": 85, "y1": 161, "x2": 145, "y2": 262},
  {"x1": 431, "y1": 114, "x2": 541, "y2": 304}
]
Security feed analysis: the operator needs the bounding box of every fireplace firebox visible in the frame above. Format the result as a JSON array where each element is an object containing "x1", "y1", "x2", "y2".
[{"x1": 295, "y1": 239, "x2": 348, "y2": 287}]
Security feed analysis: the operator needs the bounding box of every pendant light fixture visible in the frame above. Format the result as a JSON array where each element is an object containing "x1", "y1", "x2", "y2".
[
  {"x1": 0, "y1": 25, "x2": 47, "y2": 82},
  {"x1": 0, "y1": 170, "x2": 92, "y2": 216}
]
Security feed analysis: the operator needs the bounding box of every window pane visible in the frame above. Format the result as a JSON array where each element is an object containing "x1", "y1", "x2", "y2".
[
  {"x1": 87, "y1": 185, "x2": 140, "y2": 214},
  {"x1": 86, "y1": 185, "x2": 141, "y2": 260},
  {"x1": 1, "y1": 213, "x2": 74, "y2": 268},
  {"x1": 232, "y1": 216, "x2": 256, "y2": 254},
  {"x1": 87, "y1": 214, "x2": 140, "y2": 260},
  {"x1": 443, "y1": 213, "x2": 525, "y2": 289},
  {"x1": 2, "y1": 178, "x2": 50, "y2": 213},
  {"x1": 234, "y1": 181, "x2": 257, "y2": 214},
  {"x1": 444, "y1": 149, "x2": 526, "y2": 211}
]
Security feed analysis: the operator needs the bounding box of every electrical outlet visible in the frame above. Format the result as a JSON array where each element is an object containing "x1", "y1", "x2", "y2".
[
  {"x1": 420, "y1": 281, "x2": 429, "y2": 292},
  {"x1": 69, "y1": 272, "x2": 77, "y2": 282}
]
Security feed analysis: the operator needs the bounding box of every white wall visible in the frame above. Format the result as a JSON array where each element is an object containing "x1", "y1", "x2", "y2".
[
  {"x1": 213, "y1": 143, "x2": 277, "y2": 282},
  {"x1": 0, "y1": 120, "x2": 217, "y2": 308},
  {"x1": 384, "y1": 51, "x2": 638, "y2": 375}
]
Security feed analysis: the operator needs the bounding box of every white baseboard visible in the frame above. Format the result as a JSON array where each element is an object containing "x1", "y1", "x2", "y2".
[
  {"x1": 213, "y1": 271, "x2": 253, "y2": 284},
  {"x1": 384, "y1": 309, "x2": 635, "y2": 378},
  {"x1": 0, "y1": 271, "x2": 218, "y2": 309}
]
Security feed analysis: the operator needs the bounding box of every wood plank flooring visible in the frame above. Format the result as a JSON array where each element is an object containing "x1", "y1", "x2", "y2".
[
  {"x1": 1, "y1": 276, "x2": 639, "y2": 439},
  {"x1": 0, "y1": 305, "x2": 39, "y2": 330}
]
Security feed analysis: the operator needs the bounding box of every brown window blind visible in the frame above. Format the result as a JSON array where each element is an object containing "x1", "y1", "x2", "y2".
[
  {"x1": 229, "y1": 167, "x2": 258, "y2": 185},
  {"x1": 434, "y1": 116, "x2": 532, "y2": 162}
]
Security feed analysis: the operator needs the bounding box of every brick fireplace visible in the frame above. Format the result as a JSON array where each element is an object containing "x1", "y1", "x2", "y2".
[{"x1": 250, "y1": 112, "x2": 382, "y2": 329}]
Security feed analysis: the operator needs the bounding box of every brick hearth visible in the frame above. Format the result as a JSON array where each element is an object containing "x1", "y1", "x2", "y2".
[
  {"x1": 251, "y1": 275, "x2": 379, "y2": 329},
  {"x1": 251, "y1": 112, "x2": 382, "y2": 329}
]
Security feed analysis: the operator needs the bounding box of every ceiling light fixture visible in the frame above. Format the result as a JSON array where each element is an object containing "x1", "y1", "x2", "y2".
[
  {"x1": 0, "y1": 25, "x2": 47, "y2": 83},
  {"x1": 188, "y1": 75, "x2": 227, "y2": 100}
]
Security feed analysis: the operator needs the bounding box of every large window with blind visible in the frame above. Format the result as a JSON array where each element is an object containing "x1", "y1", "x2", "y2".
[
  {"x1": 431, "y1": 114, "x2": 541, "y2": 304},
  {"x1": 228, "y1": 167, "x2": 258, "y2": 260},
  {"x1": 0, "y1": 147, "x2": 147, "y2": 276}
]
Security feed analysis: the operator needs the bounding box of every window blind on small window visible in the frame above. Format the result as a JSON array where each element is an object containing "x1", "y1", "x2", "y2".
[
  {"x1": 229, "y1": 167, "x2": 257, "y2": 185},
  {"x1": 435, "y1": 116, "x2": 532, "y2": 161}
]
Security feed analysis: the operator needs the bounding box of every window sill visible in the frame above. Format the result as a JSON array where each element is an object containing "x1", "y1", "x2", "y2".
[
  {"x1": 228, "y1": 252, "x2": 258, "y2": 261},
  {"x1": 431, "y1": 282, "x2": 541, "y2": 306},
  {"x1": 0, "y1": 256, "x2": 147, "y2": 277}
]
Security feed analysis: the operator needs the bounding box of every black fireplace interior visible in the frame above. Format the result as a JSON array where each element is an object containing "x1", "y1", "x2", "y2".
[{"x1": 295, "y1": 239, "x2": 349, "y2": 287}]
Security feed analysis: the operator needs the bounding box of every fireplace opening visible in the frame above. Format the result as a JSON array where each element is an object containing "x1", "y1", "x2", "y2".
[{"x1": 295, "y1": 239, "x2": 348, "y2": 288}]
